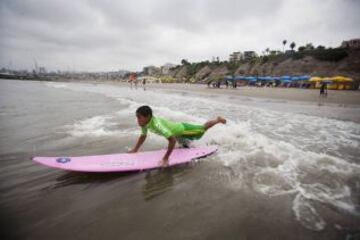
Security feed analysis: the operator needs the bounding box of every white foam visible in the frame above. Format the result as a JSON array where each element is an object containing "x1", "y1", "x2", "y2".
[
  {"x1": 45, "y1": 82, "x2": 69, "y2": 89},
  {"x1": 293, "y1": 193, "x2": 326, "y2": 231},
  {"x1": 64, "y1": 115, "x2": 135, "y2": 137}
]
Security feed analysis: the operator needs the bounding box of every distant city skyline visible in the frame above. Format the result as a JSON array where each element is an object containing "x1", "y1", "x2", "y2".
[{"x1": 1, "y1": 0, "x2": 359, "y2": 72}]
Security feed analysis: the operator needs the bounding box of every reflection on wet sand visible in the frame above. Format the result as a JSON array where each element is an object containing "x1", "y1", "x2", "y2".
[
  {"x1": 143, "y1": 165, "x2": 193, "y2": 201},
  {"x1": 44, "y1": 171, "x2": 137, "y2": 190},
  {"x1": 42, "y1": 163, "x2": 193, "y2": 198}
]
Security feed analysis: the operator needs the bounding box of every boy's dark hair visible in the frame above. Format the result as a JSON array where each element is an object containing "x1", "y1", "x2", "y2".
[{"x1": 136, "y1": 105, "x2": 152, "y2": 117}]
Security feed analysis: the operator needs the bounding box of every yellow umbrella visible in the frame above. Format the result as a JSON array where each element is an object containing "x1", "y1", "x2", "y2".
[
  {"x1": 309, "y1": 77, "x2": 322, "y2": 82},
  {"x1": 332, "y1": 76, "x2": 353, "y2": 82},
  {"x1": 322, "y1": 77, "x2": 332, "y2": 81},
  {"x1": 331, "y1": 76, "x2": 345, "y2": 81},
  {"x1": 343, "y1": 77, "x2": 353, "y2": 82},
  {"x1": 331, "y1": 76, "x2": 352, "y2": 82}
]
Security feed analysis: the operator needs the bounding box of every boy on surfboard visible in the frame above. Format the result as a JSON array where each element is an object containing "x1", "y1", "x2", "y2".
[{"x1": 129, "y1": 105, "x2": 226, "y2": 167}]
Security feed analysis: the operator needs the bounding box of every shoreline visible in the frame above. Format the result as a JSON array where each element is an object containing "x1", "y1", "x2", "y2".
[
  {"x1": 104, "y1": 81, "x2": 360, "y2": 106},
  {"x1": 2, "y1": 78, "x2": 360, "y2": 105}
]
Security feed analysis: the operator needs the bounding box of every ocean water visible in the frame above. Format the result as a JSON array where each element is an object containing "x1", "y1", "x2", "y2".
[{"x1": 0, "y1": 79, "x2": 359, "y2": 240}]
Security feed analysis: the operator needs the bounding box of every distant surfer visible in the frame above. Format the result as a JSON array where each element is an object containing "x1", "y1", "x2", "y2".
[{"x1": 129, "y1": 105, "x2": 226, "y2": 167}]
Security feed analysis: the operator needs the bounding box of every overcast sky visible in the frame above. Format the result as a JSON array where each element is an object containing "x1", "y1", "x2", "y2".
[{"x1": 0, "y1": 0, "x2": 359, "y2": 72}]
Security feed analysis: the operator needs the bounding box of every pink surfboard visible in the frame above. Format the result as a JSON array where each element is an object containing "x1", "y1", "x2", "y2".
[{"x1": 32, "y1": 146, "x2": 217, "y2": 172}]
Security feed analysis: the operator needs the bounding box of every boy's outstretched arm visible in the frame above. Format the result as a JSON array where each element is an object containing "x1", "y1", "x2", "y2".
[
  {"x1": 128, "y1": 135, "x2": 147, "y2": 153},
  {"x1": 162, "y1": 136, "x2": 176, "y2": 167}
]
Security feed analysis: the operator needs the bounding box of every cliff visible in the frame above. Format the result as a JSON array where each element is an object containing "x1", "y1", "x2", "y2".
[{"x1": 166, "y1": 48, "x2": 360, "y2": 82}]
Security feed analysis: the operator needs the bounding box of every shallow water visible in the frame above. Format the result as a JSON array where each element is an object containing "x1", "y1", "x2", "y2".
[{"x1": 0, "y1": 80, "x2": 359, "y2": 240}]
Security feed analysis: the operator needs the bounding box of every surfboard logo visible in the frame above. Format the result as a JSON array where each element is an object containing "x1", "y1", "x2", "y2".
[{"x1": 56, "y1": 157, "x2": 71, "y2": 164}]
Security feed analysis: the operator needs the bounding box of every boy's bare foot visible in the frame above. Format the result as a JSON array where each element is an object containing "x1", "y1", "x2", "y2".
[
  {"x1": 158, "y1": 159, "x2": 169, "y2": 168},
  {"x1": 217, "y1": 116, "x2": 227, "y2": 124}
]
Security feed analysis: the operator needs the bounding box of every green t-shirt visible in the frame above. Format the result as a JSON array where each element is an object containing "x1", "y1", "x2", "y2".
[{"x1": 141, "y1": 116, "x2": 185, "y2": 138}]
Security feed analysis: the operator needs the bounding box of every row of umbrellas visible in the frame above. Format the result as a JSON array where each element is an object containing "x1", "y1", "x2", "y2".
[{"x1": 224, "y1": 75, "x2": 353, "y2": 83}]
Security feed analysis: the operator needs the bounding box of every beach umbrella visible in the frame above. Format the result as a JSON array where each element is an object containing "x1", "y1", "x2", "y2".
[
  {"x1": 299, "y1": 75, "x2": 311, "y2": 81},
  {"x1": 323, "y1": 80, "x2": 333, "y2": 84},
  {"x1": 281, "y1": 75, "x2": 291, "y2": 81},
  {"x1": 291, "y1": 76, "x2": 300, "y2": 81},
  {"x1": 331, "y1": 76, "x2": 353, "y2": 82},
  {"x1": 280, "y1": 76, "x2": 292, "y2": 82},
  {"x1": 234, "y1": 76, "x2": 245, "y2": 80},
  {"x1": 259, "y1": 76, "x2": 271, "y2": 81},
  {"x1": 245, "y1": 76, "x2": 257, "y2": 81},
  {"x1": 309, "y1": 76, "x2": 322, "y2": 82},
  {"x1": 273, "y1": 76, "x2": 281, "y2": 81},
  {"x1": 322, "y1": 77, "x2": 333, "y2": 84},
  {"x1": 264, "y1": 76, "x2": 273, "y2": 81},
  {"x1": 224, "y1": 75, "x2": 233, "y2": 81}
]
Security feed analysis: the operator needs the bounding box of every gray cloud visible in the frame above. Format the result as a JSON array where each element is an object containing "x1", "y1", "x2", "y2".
[{"x1": 0, "y1": 0, "x2": 359, "y2": 71}]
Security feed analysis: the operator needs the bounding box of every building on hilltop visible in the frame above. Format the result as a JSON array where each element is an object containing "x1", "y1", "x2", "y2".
[
  {"x1": 229, "y1": 52, "x2": 244, "y2": 62},
  {"x1": 211, "y1": 56, "x2": 220, "y2": 63},
  {"x1": 243, "y1": 51, "x2": 258, "y2": 60},
  {"x1": 341, "y1": 39, "x2": 360, "y2": 49},
  {"x1": 143, "y1": 65, "x2": 159, "y2": 75},
  {"x1": 161, "y1": 63, "x2": 176, "y2": 75}
]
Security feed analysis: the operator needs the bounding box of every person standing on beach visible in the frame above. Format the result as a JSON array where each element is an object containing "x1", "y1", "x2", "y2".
[
  {"x1": 324, "y1": 83, "x2": 328, "y2": 96},
  {"x1": 232, "y1": 81, "x2": 237, "y2": 88},
  {"x1": 142, "y1": 78, "x2": 146, "y2": 91},
  {"x1": 320, "y1": 83, "x2": 327, "y2": 97},
  {"x1": 129, "y1": 73, "x2": 137, "y2": 89}
]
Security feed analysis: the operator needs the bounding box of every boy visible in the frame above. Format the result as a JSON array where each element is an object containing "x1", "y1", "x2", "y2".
[{"x1": 129, "y1": 105, "x2": 226, "y2": 167}]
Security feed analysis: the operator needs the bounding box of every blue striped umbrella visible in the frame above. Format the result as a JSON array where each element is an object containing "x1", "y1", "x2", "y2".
[
  {"x1": 281, "y1": 75, "x2": 291, "y2": 81},
  {"x1": 234, "y1": 76, "x2": 246, "y2": 80},
  {"x1": 299, "y1": 75, "x2": 311, "y2": 81}
]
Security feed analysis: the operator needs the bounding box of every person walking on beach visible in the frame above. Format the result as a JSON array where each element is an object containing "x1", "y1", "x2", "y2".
[
  {"x1": 142, "y1": 78, "x2": 146, "y2": 91},
  {"x1": 129, "y1": 73, "x2": 138, "y2": 89},
  {"x1": 320, "y1": 83, "x2": 327, "y2": 97},
  {"x1": 232, "y1": 81, "x2": 237, "y2": 88},
  {"x1": 129, "y1": 105, "x2": 226, "y2": 167}
]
